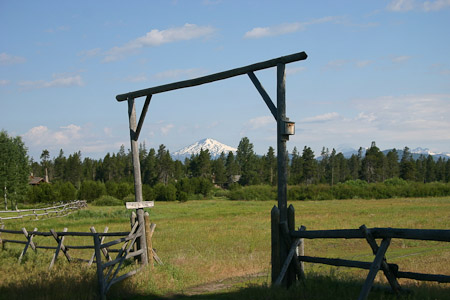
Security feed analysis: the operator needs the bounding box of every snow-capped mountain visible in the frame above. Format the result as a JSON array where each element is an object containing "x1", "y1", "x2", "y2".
[
  {"x1": 171, "y1": 138, "x2": 237, "y2": 161},
  {"x1": 410, "y1": 147, "x2": 450, "y2": 159}
]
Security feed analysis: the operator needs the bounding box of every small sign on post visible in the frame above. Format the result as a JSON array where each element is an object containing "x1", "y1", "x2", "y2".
[{"x1": 125, "y1": 201, "x2": 155, "y2": 210}]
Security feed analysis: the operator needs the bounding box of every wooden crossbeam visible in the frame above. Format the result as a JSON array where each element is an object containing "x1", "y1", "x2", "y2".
[
  {"x1": 89, "y1": 227, "x2": 111, "y2": 266},
  {"x1": 358, "y1": 238, "x2": 391, "y2": 300},
  {"x1": 18, "y1": 227, "x2": 37, "y2": 263},
  {"x1": 49, "y1": 228, "x2": 71, "y2": 269},
  {"x1": 360, "y1": 225, "x2": 402, "y2": 294}
]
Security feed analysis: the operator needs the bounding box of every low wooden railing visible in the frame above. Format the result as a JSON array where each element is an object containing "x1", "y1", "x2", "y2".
[
  {"x1": 271, "y1": 205, "x2": 450, "y2": 300},
  {"x1": 0, "y1": 200, "x2": 87, "y2": 223},
  {"x1": 0, "y1": 211, "x2": 161, "y2": 299}
]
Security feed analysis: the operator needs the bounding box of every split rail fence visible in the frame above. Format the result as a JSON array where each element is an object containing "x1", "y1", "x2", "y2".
[
  {"x1": 0, "y1": 200, "x2": 87, "y2": 223},
  {"x1": 272, "y1": 205, "x2": 450, "y2": 300},
  {"x1": 0, "y1": 211, "x2": 160, "y2": 299}
]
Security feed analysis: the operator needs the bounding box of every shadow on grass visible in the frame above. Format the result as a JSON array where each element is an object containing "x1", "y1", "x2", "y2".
[{"x1": 115, "y1": 274, "x2": 450, "y2": 300}]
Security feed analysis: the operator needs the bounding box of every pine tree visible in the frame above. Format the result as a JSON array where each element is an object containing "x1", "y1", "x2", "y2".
[
  {"x1": 289, "y1": 147, "x2": 303, "y2": 185},
  {"x1": 302, "y1": 146, "x2": 316, "y2": 184},
  {"x1": 400, "y1": 147, "x2": 416, "y2": 181}
]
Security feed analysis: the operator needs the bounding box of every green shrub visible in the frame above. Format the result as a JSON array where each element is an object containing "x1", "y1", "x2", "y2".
[
  {"x1": 153, "y1": 183, "x2": 177, "y2": 201},
  {"x1": 78, "y1": 180, "x2": 106, "y2": 202},
  {"x1": 92, "y1": 195, "x2": 123, "y2": 206},
  {"x1": 229, "y1": 185, "x2": 276, "y2": 200}
]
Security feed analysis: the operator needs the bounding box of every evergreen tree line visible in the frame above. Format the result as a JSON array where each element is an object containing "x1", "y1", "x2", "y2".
[{"x1": 31, "y1": 139, "x2": 450, "y2": 189}]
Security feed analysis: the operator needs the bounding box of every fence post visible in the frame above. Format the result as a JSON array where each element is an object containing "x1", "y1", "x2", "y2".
[
  {"x1": 94, "y1": 232, "x2": 106, "y2": 300},
  {"x1": 144, "y1": 212, "x2": 155, "y2": 267},
  {"x1": 287, "y1": 204, "x2": 296, "y2": 287},
  {"x1": 271, "y1": 206, "x2": 281, "y2": 284}
]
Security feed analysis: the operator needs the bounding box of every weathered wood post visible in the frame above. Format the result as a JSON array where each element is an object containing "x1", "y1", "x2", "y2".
[
  {"x1": 127, "y1": 98, "x2": 148, "y2": 265},
  {"x1": 271, "y1": 206, "x2": 280, "y2": 283},
  {"x1": 275, "y1": 62, "x2": 290, "y2": 286},
  {"x1": 287, "y1": 204, "x2": 296, "y2": 286}
]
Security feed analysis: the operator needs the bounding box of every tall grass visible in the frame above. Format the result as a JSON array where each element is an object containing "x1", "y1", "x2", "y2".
[{"x1": 0, "y1": 197, "x2": 449, "y2": 299}]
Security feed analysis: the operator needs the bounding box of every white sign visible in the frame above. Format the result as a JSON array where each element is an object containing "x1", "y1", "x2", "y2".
[{"x1": 126, "y1": 201, "x2": 154, "y2": 209}]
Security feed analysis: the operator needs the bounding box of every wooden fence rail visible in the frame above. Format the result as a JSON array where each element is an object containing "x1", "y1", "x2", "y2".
[
  {"x1": 0, "y1": 212, "x2": 161, "y2": 299},
  {"x1": 272, "y1": 205, "x2": 450, "y2": 300},
  {"x1": 0, "y1": 200, "x2": 87, "y2": 223}
]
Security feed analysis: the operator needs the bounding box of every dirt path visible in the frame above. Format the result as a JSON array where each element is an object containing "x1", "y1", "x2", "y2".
[{"x1": 169, "y1": 272, "x2": 268, "y2": 297}]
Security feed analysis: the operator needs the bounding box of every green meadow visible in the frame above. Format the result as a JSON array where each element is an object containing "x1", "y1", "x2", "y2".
[{"x1": 0, "y1": 197, "x2": 449, "y2": 299}]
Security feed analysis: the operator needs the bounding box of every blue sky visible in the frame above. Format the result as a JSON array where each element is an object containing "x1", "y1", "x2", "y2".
[{"x1": 1, "y1": 0, "x2": 450, "y2": 160}]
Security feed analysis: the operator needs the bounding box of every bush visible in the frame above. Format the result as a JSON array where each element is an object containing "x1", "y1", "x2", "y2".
[
  {"x1": 92, "y1": 195, "x2": 123, "y2": 206},
  {"x1": 229, "y1": 185, "x2": 276, "y2": 200},
  {"x1": 53, "y1": 181, "x2": 77, "y2": 201},
  {"x1": 153, "y1": 183, "x2": 177, "y2": 201},
  {"x1": 27, "y1": 183, "x2": 56, "y2": 203},
  {"x1": 78, "y1": 180, "x2": 106, "y2": 202}
]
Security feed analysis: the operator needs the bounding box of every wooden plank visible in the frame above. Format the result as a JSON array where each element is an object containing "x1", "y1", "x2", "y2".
[
  {"x1": 360, "y1": 225, "x2": 402, "y2": 294},
  {"x1": 298, "y1": 255, "x2": 399, "y2": 271},
  {"x1": 396, "y1": 271, "x2": 450, "y2": 283},
  {"x1": 135, "y1": 95, "x2": 152, "y2": 141},
  {"x1": 358, "y1": 238, "x2": 391, "y2": 300},
  {"x1": 271, "y1": 206, "x2": 280, "y2": 284},
  {"x1": 125, "y1": 201, "x2": 154, "y2": 209},
  {"x1": 274, "y1": 237, "x2": 301, "y2": 286},
  {"x1": 49, "y1": 228, "x2": 71, "y2": 269},
  {"x1": 18, "y1": 227, "x2": 37, "y2": 263},
  {"x1": 89, "y1": 227, "x2": 111, "y2": 266},
  {"x1": 93, "y1": 233, "x2": 106, "y2": 300},
  {"x1": 116, "y1": 52, "x2": 307, "y2": 101},
  {"x1": 247, "y1": 71, "x2": 277, "y2": 121}
]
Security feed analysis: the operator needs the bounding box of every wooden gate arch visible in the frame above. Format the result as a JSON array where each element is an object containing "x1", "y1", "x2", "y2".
[{"x1": 115, "y1": 51, "x2": 307, "y2": 279}]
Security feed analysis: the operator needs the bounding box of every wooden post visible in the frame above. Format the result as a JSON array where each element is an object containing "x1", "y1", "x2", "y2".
[
  {"x1": 144, "y1": 212, "x2": 154, "y2": 267},
  {"x1": 276, "y1": 62, "x2": 289, "y2": 286},
  {"x1": 271, "y1": 206, "x2": 281, "y2": 284},
  {"x1": 94, "y1": 233, "x2": 106, "y2": 300},
  {"x1": 287, "y1": 205, "x2": 296, "y2": 287},
  {"x1": 127, "y1": 98, "x2": 148, "y2": 266},
  {"x1": 297, "y1": 225, "x2": 306, "y2": 279}
]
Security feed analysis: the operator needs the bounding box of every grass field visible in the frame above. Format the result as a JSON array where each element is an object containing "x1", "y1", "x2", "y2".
[{"x1": 0, "y1": 197, "x2": 449, "y2": 299}]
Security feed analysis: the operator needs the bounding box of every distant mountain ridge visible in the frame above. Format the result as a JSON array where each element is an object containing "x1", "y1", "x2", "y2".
[
  {"x1": 171, "y1": 138, "x2": 237, "y2": 161},
  {"x1": 339, "y1": 147, "x2": 450, "y2": 160}
]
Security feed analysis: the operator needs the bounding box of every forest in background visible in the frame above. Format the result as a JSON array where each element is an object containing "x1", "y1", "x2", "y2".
[{"x1": 2, "y1": 130, "x2": 450, "y2": 207}]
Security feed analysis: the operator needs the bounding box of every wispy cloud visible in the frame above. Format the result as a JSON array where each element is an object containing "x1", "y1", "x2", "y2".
[
  {"x1": 153, "y1": 68, "x2": 207, "y2": 80},
  {"x1": 124, "y1": 74, "x2": 149, "y2": 83},
  {"x1": 0, "y1": 52, "x2": 26, "y2": 65},
  {"x1": 161, "y1": 123, "x2": 175, "y2": 135},
  {"x1": 22, "y1": 124, "x2": 126, "y2": 159},
  {"x1": 292, "y1": 94, "x2": 450, "y2": 153},
  {"x1": 387, "y1": 0, "x2": 450, "y2": 12},
  {"x1": 387, "y1": 0, "x2": 416, "y2": 11},
  {"x1": 78, "y1": 48, "x2": 102, "y2": 59},
  {"x1": 355, "y1": 60, "x2": 372, "y2": 68},
  {"x1": 104, "y1": 23, "x2": 215, "y2": 62},
  {"x1": 244, "y1": 16, "x2": 341, "y2": 39},
  {"x1": 301, "y1": 112, "x2": 340, "y2": 123},
  {"x1": 423, "y1": 0, "x2": 450, "y2": 11},
  {"x1": 391, "y1": 55, "x2": 412, "y2": 63},
  {"x1": 45, "y1": 26, "x2": 69, "y2": 33},
  {"x1": 0, "y1": 79, "x2": 10, "y2": 86},
  {"x1": 246, "y1": 116, "x2": 274, "y2": 130},
  {"x1": 19, "y1": 73, "x2": 84, "y2": 90},
  {"x1": 286, "y1": 66, "x2": 306, "y2": 75}
]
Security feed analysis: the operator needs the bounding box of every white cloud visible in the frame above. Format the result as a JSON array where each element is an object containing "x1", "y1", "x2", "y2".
[
  {"x1": 387, "y1": 0, "x2": 416, "y2": 11},
  {"x1": 391, "y1": 55, "x2": 412, "y2": 63},
  {"x1": 423, "y1": 0, "x2": 450, "y2": 11},
  {"x1": 78, "y1": 48, "x2": 102, "y2": 58},
  {"x1": 23, "y1": 124, "x2": 81, "y2": 147},
  {"x1": 244, "y1": 16, "x2": 340, "y2": 39},
  {"x1": 301, "y1": 112, "x2": 340, "y2": 123},
  {"x1": 387, "y1": 0, "x2": 450, "y2": 11},
  {"x1": 0, "y1": 52, "x2": 26, "y2": 65},
  {"x1": 286, "y1": 66, "x2": 306, "y2": 75},
  {"x1": 125, "y1": 74, "x2": 149, "y2": 82},
  {"x1": 0, "y1": 79, "x2": 10, "y2": 86},
  {"x1": 153, "y1": 68, "x2": 207, "y2": 80},
  {"x1": 246, "y1": 116, "x2": 274, "y2": 130},
  {"x1": 323, "y1": 60, "x2": 348, "y2": 71},
  {"x1": 19, "y1": 73, "x2": 84, "y2": 90},
  {"x1": 104, "y1": 24, "x2": 215, "y2": 62},
  {"x1": 355, "y1": 60, "x2": 372, "y2": 68},
  {"x1": 161, "y1": 123, "x2": 175, "y2": 135},
  {"x1": 290, "y1": 94, "x2": 450, "y2": 154}
]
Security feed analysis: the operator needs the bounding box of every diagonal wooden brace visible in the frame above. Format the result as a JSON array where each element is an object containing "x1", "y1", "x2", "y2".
[
  {"x1": 18, "y1": 227, "x2": 38, "y2": 263},
  {"x1": 49, "y1": 228, "x2": 71, "y2": 269},
  {"x1": 360, "y1": 225, "x2": 402, "y2": 294},
  {"x1": 358, "y1": 238, "x2": 391, "y2": 300},
  {"x1": 89, "y1": 226, "x2": 111, "y2": 266}
]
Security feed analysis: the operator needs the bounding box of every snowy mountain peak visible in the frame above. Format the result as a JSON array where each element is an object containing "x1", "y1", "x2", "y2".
[{"x1": 172, "y1": 138, "x2": 237, "y2": 160}]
